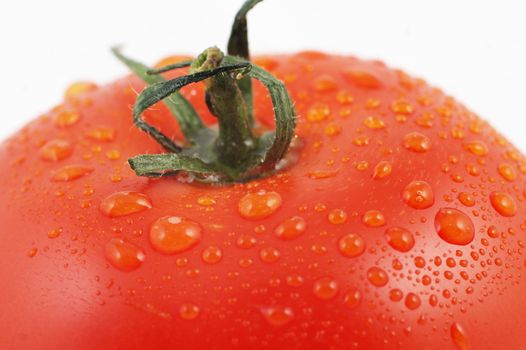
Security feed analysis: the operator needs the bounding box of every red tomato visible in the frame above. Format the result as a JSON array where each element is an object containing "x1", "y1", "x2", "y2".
[{"x1": 1, "y1": 52, "x2": 525, "y2": 349}]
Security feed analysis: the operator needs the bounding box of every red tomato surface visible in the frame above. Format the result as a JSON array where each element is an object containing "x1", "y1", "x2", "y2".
[{"x1": 1, "y1": 52, "x2": 526, "y2": 349}]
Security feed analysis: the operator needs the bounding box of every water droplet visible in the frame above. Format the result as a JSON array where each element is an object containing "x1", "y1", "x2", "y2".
[
  {"x1": 179, "y1": 303, "x2": 200, "y2": 320},
  {"x1": 197, "y1": 195, "x2": 216, "y2": 206},
  {"x1": 435, "y1": 208, "x2": 474, "y2": 245},
  {"x1": 363, "y1": 116, "x2": 386, "y2": 129},
  {"x1": 372, "y1": 161, "x2": 392, "y2": 179},
  {"x1": 236, "y1": 234, "x2": 257, "y2": 249},
  {"x1": 489, "y1": 191, "x2": 517, "y2": 217},
  {"x1": 367, "y1": 267, "x2": 388, "y2": 287},
  {"x1": 274, "y1": 216, "x2": 307, "y2": 240},
  {"x1": 458, "y1": 192, "x2": 475, "y2": 207},
  {"x1": 343, "y1": 288, "x2": 361, "y2": 309},
  {"x1": 324, "y1": 122, "x2": 342, "y2": 136},
  {"x1": 401, "y1": 180, "x2": 434, "y2": 209},
  {"x1": 238, "y1": 191, "x2": 282, "y2": 220},
  {"x1": 344, "y1": 69, "x2": 381, "y2": 89},
  {"x1": 328, "y1": 209, "x2": 348, "y2": 224},
  {"x1": 86, "y1": 126, "x2": 116, "y2": 142},
  {"x1": 336, "y1": 91, "x2": 354, "y2": 105},
  {"x1": 451, "y1": 322, "x2": 471, "y2": 350},
  {"x1": 307, "y1": 103, "x2": 331, "y2": 122},
  {"x1": 391, "y1": 100, "x2": 413, "y2": 115},
  {"x1": 261, "y1": 306, "x2": 294, "y2": 326},
  {"x1": 27, "y1": 247, "x2": 38, "y2": 258},
  {"x1": 385, "y1": 227, "x2": 415, "y2": 252},
  {"x1": 40, "y1": 140, "x2": 73, "y2": 161},
  {"x1": 405, "y1": 292, "x2": 421, "y2": 310},
  {"x1": 497, "y1": 163, "x2": 516, "y2": 182},
  {"x1": 402, "y1": 132, "x2": 431, "y2": 153},
  {"x1": 100, "y1": 191, "x2": 152, "y2": 218},
  {"x1": 313, "y1": 277, "x2": 339, "y2": 299},
  {"x1": 463, "y1": 141, "x2": 488, "y2": 156},
  {"x1": 389, "y1": 288, "x2": 403, "y2": 302},
  {"x1": 105, "y1": 150, "x2": 121, "y2": 160},
  {"x1": 286, "y1": 274, "x2": 304, "y2": 287},
  {"x1": 150, "y1": 216, "x2": 202, "y2": 254},
  {"x1": 338, "y1": 233, "x2": 366, "y2": 258},
  {"x1": 104, "y1": 238, "x2": 145, "y2": 272},
  {"x1": 314, "y1": 75, "x2": 337, "y2": 92},
  {"x1": 51, "y1": 165, "x2": 93, "y2": 182},
  {"x1": 259, "y1": 247, "x2": 281, "y2": 263},
  {"x1": 64, "y1": 81, "x2": 98, "y2": 99},
  {"x1": 362, "y1": 210, "x2": 386, "y2": 227},
  {"x1": 53, "y1": 106, "x2": 80, "y2": 127},
  {"x1": 202, "y1": 245, "x2": 222, "y2": 264},
  {"x1": 47, "y1": 227, "x2": 62, "y2": 239}
]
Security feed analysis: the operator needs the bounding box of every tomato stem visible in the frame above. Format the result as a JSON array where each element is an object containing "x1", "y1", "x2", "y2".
[{"x1": 116, "y1": 0, "x2": 296, "y2": 183}]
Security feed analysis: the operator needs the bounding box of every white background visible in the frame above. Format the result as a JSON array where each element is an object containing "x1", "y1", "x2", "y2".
[{"x1": 1, "y1": 0, "x2": 525, "y2": 149}]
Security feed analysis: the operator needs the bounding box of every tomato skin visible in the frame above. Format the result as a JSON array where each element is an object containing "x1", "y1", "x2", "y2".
[{"x1": 1, "y1": 52, "x2": 526, "y2": 350}]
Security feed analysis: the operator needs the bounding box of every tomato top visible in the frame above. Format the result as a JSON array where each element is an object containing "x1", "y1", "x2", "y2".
[{"x1": 0, "y1": 51, "x2": 525, "y2": 349}]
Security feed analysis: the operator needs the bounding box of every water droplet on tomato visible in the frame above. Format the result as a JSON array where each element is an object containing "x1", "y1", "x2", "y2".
[
  {"x1": 100, "y1": 191, "x2": 152, "y2": 218},
  {"x1": 201, "y1": 245, "x2": 222, "y2": 264},
  {"x1": 53, "y1": 105, "x2": 80, "y2": 127},
  {"x1": 489, "y1": 191, "x2": 517, "y2": 217},
  {"x1": 274, "y1": 216, "x2": 307, "y2": 240},
  {"x1": 344, "y1": 69, "x2": 381, "y2": 89},
  {"x1": 104, "y1": 238, "x2": 145, "y2": 272},
  {"x1": 259, "y1": 247, "x2": 281, "y2": 263},
  {"x1": 401, "y1": 180, "x2": 434, "y2": 209},
  {"x1": 86, "y1": 126, "x2": 116, "y2": 142},
  {"x1": 40, "y1": 140, "x2": 73, "y2": 161},
  {"x1": 51, "y1": 165, "x2": 93, "y2": 182},
  {"x1": 458, "y1": 192, "x2": 475, "y2": 207},
  {"x1": 435, "y1": 208, "x2": 474, "y2": 245},
  {"x1": 328, "y1": 209, "x2": 348, "y2": 224},
  {"x1": 286, "y1": 274, "x2": 304, "y2": 287},
  {"x1": 362, "y1": 210, "x2": 386, "y2": 227},
  {"x1": 391, "y1": 100, "x2": 413, "y2": 115},
  {"x1": 261, "y1": 306, "x2": 294, "y2": 326},
  {"x1": 313, "y1": 277, "x2": 339, "y2": 300},
  {"x1": 372, "y1": 161, "x2": 392, "y2": 179},
  {"x1": 451, "y1": 322, "x2": 471, "y2": 350},
  {"x1": 497, "y1": 163, "x2": 516, "y2": 182},
  {"x1": 307, "y1": 103, "x2": 331, "y2": 122},
  {"x1": 367, "y1": 267, "x2": 388, "y2": 287},
  {"x1": 236, "y1": 234, "x2": 257, "y2": 249},
  {"x1": 405, "y1": 292, "x2": 421, "y2": 310},
  {"x1": 402, "y1": 132, "x2": 431, "y2": 153},
  {"x1": 343, "y1": 288, "x2": 361, "y2": 309},
  {"x1": 47, "y1": 227, "x2": 62, "y2": 239},
  {"x1": 238, "y1": 191, "x2": 282, "y2": 220},
  {"x1": 197, "y1": 195, "x2": 216, "y2": 206},
  {"x1": 338, "y1": 233, "x2": 366, "y2": 258},
  {"x1": 463, "y1": 141, "x2": 488, "y2": 156},
  {"x1": 385, "y1": 227, "x2": 415, "y2": 252},
  {"x1": 179, "y1": 303, "x2": 200, "y2": 320},
  {"x1": 150, "y1": 216, "x2": 202, "y2": 254},
  {"x1": 363, "y1": 116, "x2": 386, "y2": 129},
  {"x1": 389, "y1": 288, "x2": 403, "y2": 302}
]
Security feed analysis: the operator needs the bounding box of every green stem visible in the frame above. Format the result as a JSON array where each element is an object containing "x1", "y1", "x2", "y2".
[
  {"x1": 227, "y1": 0, "x2": 263, "y2": 127},
  {"x1": 191, "y1": 47, "x2": 255, "y2": 168}
]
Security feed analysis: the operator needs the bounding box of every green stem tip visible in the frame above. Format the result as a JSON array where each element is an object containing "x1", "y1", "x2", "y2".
[{"x1": 114, "y1": 0, "x2": 296, "y2": 183}]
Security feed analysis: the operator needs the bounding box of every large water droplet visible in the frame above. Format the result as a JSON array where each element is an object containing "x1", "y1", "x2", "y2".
[
  {"x1": 401, "y1": 180, "x2": 434, "y2": 209},
  {"x1": 313, "y1": 277, "x2": 339, "y2": 300},
  {"x1": 489, "y1": 191, "x2": 517, "y2": 217},
  {"x1": 261, "y1": 306, "x2": 294, "y2": 326},
  {"x1": 451, "y1": 322, "x2": 471, "y2": 350},
  {"x1": 402, "y1": 132, "x2": 431, "y2": 153},
  {"x1": 100, "y1": 191, "x2": 152, "y2": 218},
  {"x1": 362, "y1": 210, "x2": 386, "y2": 227},
  {"x1": 238, "y1": 191, "x2": 282, "y2": 220},
  {"x1": 52, "y1": 165, "x2": 93, "y2": 182},
  {"x1": 201, "y1": 245, "x2": 223, "y2": 264},
  {"x1": 40, "y1": 140, "x2": 73, "y2": 161},
  {"x1": 338, "y1": 233, "x2": 365, "y2": 258},
  {"x1": 385, "y1": 227, "x2": 415, "y2": 252},
  {"x1": 367, "y1": 267, "x2": 388, "y2": 287},
  {"x1": 274, "y1": 216, "x2": 307, "y2": 240},
  {"x1": 150, "y1": 216, "x2": 202, "y2": 254},
  {"x1": 104, "y1": 238, "x2": 145, "y2": 272},
  {"x1": 463, "y1": 141, "x2": 488, "y2": 156},
  {"x1": 404, "y1": 292, "x2": 421, "y2": 310},
  {"x1": 435, "y1": 208, "x2": 474, "y2": 245}
]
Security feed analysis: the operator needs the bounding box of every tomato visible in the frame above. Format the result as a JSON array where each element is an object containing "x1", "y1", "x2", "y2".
[{"x1": 2, "y1": 7, "x2": 526, "y2": 350}]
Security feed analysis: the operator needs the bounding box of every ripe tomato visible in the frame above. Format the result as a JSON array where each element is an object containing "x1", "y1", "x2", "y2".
[{"x1": 1, "y1": 33, "x2": 526, "y2": 350}]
